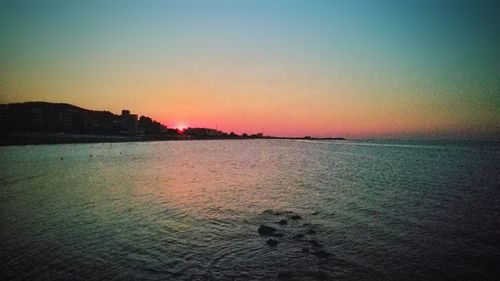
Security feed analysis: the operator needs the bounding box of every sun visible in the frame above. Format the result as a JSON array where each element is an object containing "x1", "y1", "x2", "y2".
[{"x1": 175, "y1": 124, "x2": 187, "y2": 132}]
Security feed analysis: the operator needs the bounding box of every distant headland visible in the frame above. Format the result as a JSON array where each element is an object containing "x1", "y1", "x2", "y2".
[{"x1": 0, "y1": 102, "x2": 345, "y2": 146}]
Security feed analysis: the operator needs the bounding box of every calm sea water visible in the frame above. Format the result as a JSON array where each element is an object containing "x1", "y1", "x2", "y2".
[{"x1": 1, "y1": 139, "x2": 499, "y2": 281}]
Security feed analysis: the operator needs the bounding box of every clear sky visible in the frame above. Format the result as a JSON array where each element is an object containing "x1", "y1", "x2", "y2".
[{"x1": 1, "y1": 0, "x2": 499, "y2": 139}]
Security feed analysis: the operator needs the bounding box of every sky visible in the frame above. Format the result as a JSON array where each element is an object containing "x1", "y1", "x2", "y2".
[{"x1": 1, "y1": 0, "x2": 499, "y2": 139}]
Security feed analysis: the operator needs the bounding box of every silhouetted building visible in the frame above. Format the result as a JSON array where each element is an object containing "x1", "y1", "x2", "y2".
[
  {"x1": 0, "y1": 102, "x2": 166, "y2": 136},
  {"x1": 0, "y1": 102, "x2": 85, "y2": 133},
  {"x1": 0, "y1": 102, "x2": 268, "y2": 142},
  {"x1": 138, "y1": 116, "x2": 166, "y2": 135},
  {"x1": 83, "y1": 110, "x2": 121, "y2": 134},
  {"x1": 121, "y1": 109, "x2": 138, "y2": 134},
  {"x1": 184, "y1": 127, "x2": 228, "y2": 139}
]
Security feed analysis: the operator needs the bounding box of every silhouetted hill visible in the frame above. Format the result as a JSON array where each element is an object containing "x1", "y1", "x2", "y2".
[{"x1": 0, "y1": 102, "x2": 165, "y2": 135}]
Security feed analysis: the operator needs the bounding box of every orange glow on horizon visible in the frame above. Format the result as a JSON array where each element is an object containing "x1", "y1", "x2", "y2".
[{"x1": 175, "y1": 124, "x2": 187, "y2": 133}]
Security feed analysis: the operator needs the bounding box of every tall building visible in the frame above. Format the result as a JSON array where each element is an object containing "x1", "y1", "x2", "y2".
[{"x1": 121, "y1": 109, "x2": 138, "y2": 134}]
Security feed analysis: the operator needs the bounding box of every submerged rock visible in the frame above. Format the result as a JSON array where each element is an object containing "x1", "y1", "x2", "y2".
[
  {"x1": 266, "y1": 238, "x2": 279, "y2": 247},
  {"x1": 312, "y1": 250, "x2": 332, "y2": 259},
  {"x1": 277, "y1": 219, "x2": 288, "y2": 225},
  {"x1": 277, "y1": 271, "x2": 293, "y2": 280},
  {"x1": 311, "y1": 271, "x2": 329, "y2": 280},
  {"x1": 262, "y1": 209, "x2": 282, "y2": 216},
  {"x1": 293, "y1": 234, "x2": 305, "y2": 239},
  {"x1": 307, "y1": 229, "x2": 316, "y2": 235},
  {"x1": 258, "y1": 225, "x2": 277, "y2": 236},
  {"x1": 290, "y1": 215, "x2": 302, "y2": 220},
  {"x1": 307, "y1": 240, "x2": 322, "y2": 247}
]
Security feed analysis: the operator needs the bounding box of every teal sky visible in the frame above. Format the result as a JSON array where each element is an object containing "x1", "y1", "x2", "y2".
[{"x1": 1, "y1": 0, "x2": 499, "y2": 139}]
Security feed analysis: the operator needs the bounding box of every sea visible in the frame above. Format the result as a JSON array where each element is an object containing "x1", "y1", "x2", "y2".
[{"x1": 1, "y1": 139, "x2": 499, "y2": 281}]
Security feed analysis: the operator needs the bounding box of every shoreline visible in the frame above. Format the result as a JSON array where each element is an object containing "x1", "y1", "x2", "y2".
[{"x1": 0, "y1": 132, "x2": 346, "y2": 146}]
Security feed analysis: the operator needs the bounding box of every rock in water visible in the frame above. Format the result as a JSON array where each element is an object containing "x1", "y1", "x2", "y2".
[
  {"x1": 278, "y1": 219, "x2": 288, "y2": 225},
  {"x1": 258, "y1": 225, "x2": 277, "y2": 236},
  {"x1": 290, "y1": 215, "x2": 302, "y2": 220},
  {"x1": 293, "y1": 234, "x2": 305, "y2": 239},
  {"x1": 307, "y1": 240, "x2": 322, "y2": 247},
  {"x1": 266, "y1": 238, "x2": 279, "y2": 247},
  {"x1": 277, "y1": 271, "x2": 293, "y2": 280},
  {"x1": 307, "y1": 229, "x2": 316, "y2": 235},
  {"x1": 262, "y1": 210, "x2": 282, "y2": 216},
  {"x1": 312, "y1": 250, "x2": 332, "y2": 259}
]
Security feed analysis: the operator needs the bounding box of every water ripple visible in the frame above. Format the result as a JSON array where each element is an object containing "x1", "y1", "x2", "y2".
[{"x1": 1, "y1": 140, "x2": 499, "y2": 280}]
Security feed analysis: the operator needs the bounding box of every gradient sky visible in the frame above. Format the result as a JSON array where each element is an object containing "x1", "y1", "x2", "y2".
[{"x1": 1, "y1": 0, "x2": 499, "y2": 138}]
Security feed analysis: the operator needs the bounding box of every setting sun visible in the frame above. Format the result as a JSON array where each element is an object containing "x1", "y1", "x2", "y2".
[{"x1": 175, "y1": 124, "x2": 187, "y2": 132}]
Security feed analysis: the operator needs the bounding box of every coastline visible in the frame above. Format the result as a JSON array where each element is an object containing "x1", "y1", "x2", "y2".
[{"x1": 0, "y1": 132, "x2": 345, "y2": 146}]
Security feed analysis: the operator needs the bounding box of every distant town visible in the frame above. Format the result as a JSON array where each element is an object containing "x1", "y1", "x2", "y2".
[{"x1": 0, "y1": 102, "x2": 344, "y2": 145}]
